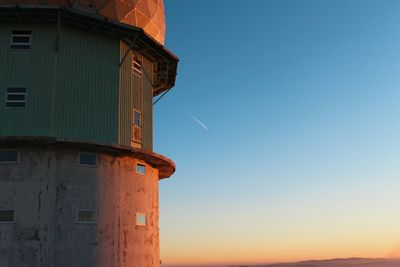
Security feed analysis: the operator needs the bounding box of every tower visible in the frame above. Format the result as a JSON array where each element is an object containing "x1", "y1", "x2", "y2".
[{"x1": 0, "y1": 1, "x2": 178, "y2": 266}]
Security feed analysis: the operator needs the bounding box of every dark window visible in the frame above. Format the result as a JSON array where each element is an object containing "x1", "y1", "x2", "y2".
[
  {"x1": 76, "y1": 210, "x2": 96, "y2": 223},
  {"x1": 10, "y1": 30, "x2": 31, "y2": 49},
  {"x1": 136, "y1": 213, "x2": 146, "y2": 226},
  {"x1": 6, "y1": 88, "x2": 26, "y2": 108},
  {"x1": 0, "y1": 150, "x2": 18, "y2": 163},
  {"x1": 134, "y1": 110, "x2": 141, "y2": 126},
  {"x1": 79, "y1": 153, "x2": 97, "y2": 166},
  {"x1": 136, "y1": 164, "x2": 146, "y2": 174},
  {"x1": 0, "y1": 210, "x2": 15, "y2": 223},
  {"x1": 132, "y1": 57, "x2": 143, "y2": 77}
]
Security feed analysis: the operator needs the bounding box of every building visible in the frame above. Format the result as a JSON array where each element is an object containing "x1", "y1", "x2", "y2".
[{"x1": 0, "y1": 1, "x2": 178, "y2": 266}]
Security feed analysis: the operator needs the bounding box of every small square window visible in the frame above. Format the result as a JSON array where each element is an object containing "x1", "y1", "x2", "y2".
[
  {"x1": 6, "y1": 88, "x2": 26, "y2": 108},
  {"x1": 136, "y1": 164, "x2": 146, "y2": 174},
  {"x1": 0, "y1": 210, "x2": 15, "y2": 223},
  {"x1": 132, "y1": 56, "x2": 143, "y2": 78},
  {"x1": 79, "y1": 153, "x2": 97, "y2": 166},
  {"x1": 0, "y1": 150, "x2": 18, "y2": 163},
  {"x1": 76, "y1": 209, "x2": 96, "y2": 224},
  {"x1": 136, "y1": 213, "x2": 146, "y2": 226},
  {"x1": 10, "y1": 30, "x2": 31, "y2": 49}
]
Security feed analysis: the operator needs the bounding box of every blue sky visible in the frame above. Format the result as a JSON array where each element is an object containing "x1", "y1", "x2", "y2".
[{"x1": 154, "y1": 0, "x2": 400, "y2": 264}]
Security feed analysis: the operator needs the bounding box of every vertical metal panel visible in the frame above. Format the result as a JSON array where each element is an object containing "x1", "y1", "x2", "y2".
[
  {"x1": 118, "y1": 42, "x2": 153, "y2": 151},
  {"x1": 118, "y1": 42, "x2": 133, "y2": 147},
  {"x1": 54, "y1": 25, "x2": 119, "y2": 143},
  {"x1": 142, "y1": 57, "x2": 153, "y2": 151},
  {"x1": 0, "y1": 23, "x2": 120, "y2": 144}
]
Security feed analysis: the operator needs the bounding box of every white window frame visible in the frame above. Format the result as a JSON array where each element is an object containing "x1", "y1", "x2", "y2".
[
  {"x1": 131, "y1": 109, "x2": 142, "y2": 148},
  {"x1": 136, "y1": 163, "x2": 146, "y2": 175},
  {"x1": 0, "y1": 209, "x2": 16, "y2": 224},
  {"x1": 132, "y1": 55, "x2": 143, "y2": 78},
  {"x1": 75, "y1": 209, "x2": 96, "y2": 224},
  {"x1": 136, "y1": 212, "x2": 147, "y2": 226},
  {"x1": 0, "y1": 150, "x2": 19, "y2": 163},
  {"x1": 5, "y1": 88, "x2": 27, "y2": 108},
  {"x1": 133, "y1": 109, "x2": 142, "y2": 127},
  {"x1": 10, "y1": 30, "x2": 32, "y2": 49}
]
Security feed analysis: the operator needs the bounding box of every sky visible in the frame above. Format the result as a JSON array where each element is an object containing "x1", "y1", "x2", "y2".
[{"x1": 154, "y1": 0, "x2": 400, "y2": 265}]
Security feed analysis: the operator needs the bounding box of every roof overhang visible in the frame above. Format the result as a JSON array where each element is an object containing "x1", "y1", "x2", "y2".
[{"x1": 0, "y1": 5, "x2": 178, "y2": 96}]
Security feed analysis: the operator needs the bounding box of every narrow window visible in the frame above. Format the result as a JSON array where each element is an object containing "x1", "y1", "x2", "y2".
[
  {"x1": 134, "y1": 110, "x2": 141, "y2": 127},
  {"x1": 76, "y1": 209, "x2": 96, "y2": 223},
  {"x1": 136, "y1": 163, "x2": 146, "y2": 174},
  {"x1": 136, "y1": 213, "x2": 146, "y2": 226},
  {"x1": 0, "y1": 210, "x2": 15, "y2": 223},
  {"x1": 132, "y1": 109, "x2": 142, "y2": 148},
  {"x1": 6, "y1": 88, "x2": 26, "y2": 108},
  {"x1": 132, "y1": 56, "x2": 143, "y2": 78},
  {"x1": 10, "y1": 30, "x2": 31, "y2": 49},
  {"x1": 79, "y1": 153, "x2": 97, "y2": 166},
  {"x1": 0, "y1": 150, "x2": 18, "y2": 163}
]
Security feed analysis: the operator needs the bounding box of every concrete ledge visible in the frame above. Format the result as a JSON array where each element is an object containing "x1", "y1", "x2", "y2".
[{"x1": 0, "y1": 136, "x2": 175, "y2": 179}]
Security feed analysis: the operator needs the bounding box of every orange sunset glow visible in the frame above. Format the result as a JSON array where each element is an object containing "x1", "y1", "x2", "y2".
[{"x1": 1, "y1": 0, "x2": 400, "y2": 266}]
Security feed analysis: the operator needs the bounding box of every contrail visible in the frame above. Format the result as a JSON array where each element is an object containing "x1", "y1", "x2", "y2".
[
  {"x1": 187, "y1": 112, "x2": 209, "y2": 130},
  {"x1": 176, "y1": 104, "x2": 209, "y2": 130}
]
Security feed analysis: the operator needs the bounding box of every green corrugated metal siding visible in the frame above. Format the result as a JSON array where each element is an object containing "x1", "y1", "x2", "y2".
[
  {"x1": 0, "y1": 24, "x2": 54, "y2": 136},
  {"x1": 118, "y1": 42, "x2": 153, "y2": 151},
  {"x1": 54, "y1": 26, "x2": 119, "y2": 143},
  {"x1": 0, "y1": 23, "x2": 119, "y2": 144}
]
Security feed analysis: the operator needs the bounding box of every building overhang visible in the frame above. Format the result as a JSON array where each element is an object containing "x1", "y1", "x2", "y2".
[
  {"x1": 0, "y1": 5, "x2": 178, "y2": 96},
  {"x1": 0, "y1": 137, "x2": 176, "y2": 179}
]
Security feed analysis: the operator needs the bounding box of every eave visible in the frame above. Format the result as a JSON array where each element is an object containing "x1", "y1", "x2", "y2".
[{"x1": 0, "y1": 5, "x2": 179, "y2": 96}]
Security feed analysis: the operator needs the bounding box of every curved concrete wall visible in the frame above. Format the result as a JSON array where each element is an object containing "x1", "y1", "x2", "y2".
[{"x1": 0, "y1": 146, "x2": 160, "y2": 267}]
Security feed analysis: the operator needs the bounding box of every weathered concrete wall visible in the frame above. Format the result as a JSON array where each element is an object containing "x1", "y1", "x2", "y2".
[
  {"x1": 96, "y1": 154, "x2": 160, "y2": 267},
  {"x1": 0, "y1": 146, "x2": 160, "y2": 267}
]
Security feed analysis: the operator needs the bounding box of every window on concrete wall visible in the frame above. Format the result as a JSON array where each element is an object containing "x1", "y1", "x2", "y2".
[
  {"x1": 76, "y1": 209, "x2": 96, "y2": 224},
  {"x1": 136, "y1": 163, "x2": 146, "y2": 174},
  {"x1": 132, "y1": 55, "x2": 143, "y2": 78},
  {"x1": 10, "y1": 30, "x2": 31, "y2": 49},
  {"x1": 5, "y1": 88, "x2": 26, "y2": 108},
  {"x1": 0, "y1": 150, "x2": 19, "y2": 163},
  {"x1": 136, "y1": 213, "x2": 146, "y2": 226},
  {"x1": 0, "y1": 210, "x2": 15, "y2": 223},
  {"x1": 79, "y1": 153, "x2": 97, "y2": 167}
]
